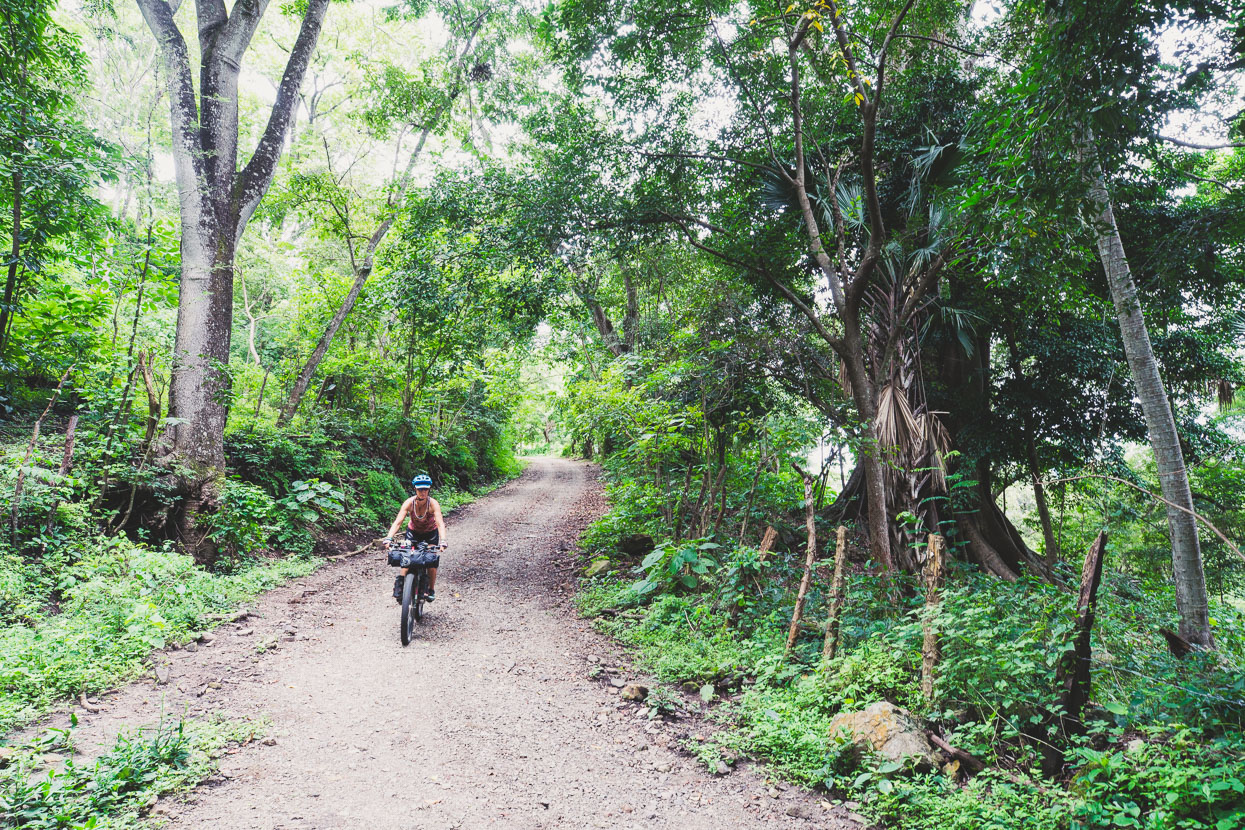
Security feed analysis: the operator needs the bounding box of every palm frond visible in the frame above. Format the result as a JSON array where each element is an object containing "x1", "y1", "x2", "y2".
[
  {"x1": 759, "y1": 165, "x2": 799, "y2": 215},
  {"x1": 1216, "y1": 379, "x2": 1236, "y2": 411},
  {"x1": 835, "y1": 182, "x2": 866, "y2": 232},
  {"x1": 875, "y1": 383, "x2": 919, "y2": 452}
]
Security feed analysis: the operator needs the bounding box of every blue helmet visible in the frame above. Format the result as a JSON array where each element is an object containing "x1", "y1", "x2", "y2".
[{"x1": 411, "y1": 474, "x2": 433, "y2": 489}]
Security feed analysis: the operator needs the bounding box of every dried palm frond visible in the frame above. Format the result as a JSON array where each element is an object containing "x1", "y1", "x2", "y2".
[
  {"x1": 837, "y1": 358, "x2": 853, "y2": 397},
  {"x1": 917, "y1": 412, "x2": 953, "y2": 491},
  {"x1": 875, "y1": 383, "x2": 919, "y2": 452},
  {"x1": 1217, "y1": 379, "x2": 1235, "y2": 411}
]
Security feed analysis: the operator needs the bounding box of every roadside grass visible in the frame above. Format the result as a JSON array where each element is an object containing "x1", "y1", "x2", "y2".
[
  {"x1": 574, "y1": 541, "x2": 1245, "y2": 830},
  {"x1": 0, "y1": 541, "x2": 316, "y2": 736},
  {"x1": 0, "y1": 714, "x2": 263, "y2": 828},
  {"x1": 0, "y1": 465, "x2": 526, "y2": 740}
]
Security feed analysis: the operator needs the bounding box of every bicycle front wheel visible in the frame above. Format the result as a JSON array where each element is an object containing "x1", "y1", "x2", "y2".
[
  {"x1": 414, "y1": 569, "x2": 428, "y2": 623},
  {"x1": 400, "y1": 572, "x2": 416, "y2": 646}
]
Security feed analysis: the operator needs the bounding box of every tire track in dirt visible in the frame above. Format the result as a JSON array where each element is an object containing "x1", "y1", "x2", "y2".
[{"x1": 35, "y1": 458, "x2": 859, "y2": 829}]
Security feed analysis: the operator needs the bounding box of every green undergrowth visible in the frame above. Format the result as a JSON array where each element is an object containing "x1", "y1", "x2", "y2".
[
  {"x1": 0, "y1": 461, "x2": 525, "y2": 740},
  {"x1": 0, "y1": 714, "x2": 262, "y2": 829},
  {"x1": 0, "y1": 539, "x2": 316, "y2": 736},
  {"x1": 575, "y1": 525, "x2": 1245, "y2": 829}
]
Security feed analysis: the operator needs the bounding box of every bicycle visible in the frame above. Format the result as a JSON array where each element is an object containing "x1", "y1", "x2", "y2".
[{"x1": 386, "y1": 541, "x2": 444, "y2": 645}]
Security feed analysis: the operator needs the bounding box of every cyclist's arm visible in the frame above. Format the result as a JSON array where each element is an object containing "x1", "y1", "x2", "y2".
[
  {"x1": 385, "y1": 498, "x2": 412, "y2": 540},
  {"x1": 433, "y1": 500, "x2": 448, "y2": 547}
]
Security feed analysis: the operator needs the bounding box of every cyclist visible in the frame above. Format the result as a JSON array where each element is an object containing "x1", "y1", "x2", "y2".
[{"x1": 384, "y1": 474, "x2": 449, "y2": 603}]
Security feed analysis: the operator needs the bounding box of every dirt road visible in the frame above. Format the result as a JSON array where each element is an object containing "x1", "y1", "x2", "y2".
[{"x1": 48, "y1": 458, "x2": 856, "y2": 829}]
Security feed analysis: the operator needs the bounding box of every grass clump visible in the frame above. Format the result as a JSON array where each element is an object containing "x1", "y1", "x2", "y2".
[
  {"x1": 0, "y1": 538, "x2": 315, "y2": 735},
  {"x1": 0, "y1": 714, "x2": 262, "y2": 828}
]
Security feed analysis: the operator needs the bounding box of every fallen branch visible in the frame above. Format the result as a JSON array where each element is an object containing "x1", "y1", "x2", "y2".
[
  {"x1": 326, "y1": 538, "x2": 384, "y2": 561},
  {"x1": 78, "y1": 689, "x2": 99, "y2": 714},
  {"x1": 928, "y1": 732, "x2": 984, "y2": 774}
]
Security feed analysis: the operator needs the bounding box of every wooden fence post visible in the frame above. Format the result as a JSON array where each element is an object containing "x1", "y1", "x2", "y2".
[
  {"x1": 821, "y1": 526, "x2": 848, "y2": 667},
  {"x1": 1058, "y1": 531, "x2": 1107, "y2": 722},
  {"x1": 784, "y1": 470, "x2": 818, "y2": 658},
  {"x1": 1040, "y1": 530, "x2": 1107, "y2": 777},
  {"x1": 921, "y1": 533, "x2": 946, "y2": 702}
]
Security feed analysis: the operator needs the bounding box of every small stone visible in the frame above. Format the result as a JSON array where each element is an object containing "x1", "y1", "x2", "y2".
[
  {"x1": 587, "y1": 654, "x2": 602, "y2": 664},
  {"x1": 785, "y1": 803, "x2": 815, "y2": 819},
  {"x1": 199, "y1": 633, "x2": 216, "y2": 644},
  {"x1": 713, "y1": 760, "x2": 729, "y2": 775},
  {"x1": 262, "y1": 737, "x2": 277, "y2": 746},
  {"x1": 585, "y1": 560, "x2": 610, "y2": 577},
  {"x1": 844, "y1": 801, "x2": 861, "y2": 810},
  {"x1": 848, "y1": 812, "x2": 870, "y2": 825},
  {"x1": 653, "y1": 762, "x2": 672, "y2": 773},
  {"x1": 154, "y1": 665, "x2": 171, "y2": 685},
  {"x1": 236, "y1": 628, "x2": 254, "y2": 636},
  {"x1": 184, "y1": 641, "x2": 198, "y2": 653},
  {"x1": 609, "y1": 676, "x2": 626, "y2": 689},
  {"x1": 620, "y1": 684, "x2": 649, "y2": 701},
  {"x1": 1125, "y1": 738, "x2": 1145, "y2": 753},
  {"x1": 768, "y1": 788, "x2": 780, "y2": 799}
]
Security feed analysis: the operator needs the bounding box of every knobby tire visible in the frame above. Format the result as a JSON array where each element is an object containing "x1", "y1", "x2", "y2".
[
  {"x1": 400, "y1": 572, "x2": 416, "y2": 646},
  {"x1": 415, "y1": 570, "x2": 428, "y2": 623}
]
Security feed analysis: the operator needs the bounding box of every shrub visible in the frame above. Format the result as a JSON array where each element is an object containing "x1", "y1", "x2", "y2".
[
  {"x1": 278, "y1": 478, "x2": 345, "y2": 524},
  {"x1": 1069, "y1": 729, "x2": 1245, "y2": 830},
  {"x1": 205, "y1": 479, "x2": 280, "y2": 557},
  {"x1": 358, "y1": 470, "x2": 405, "y2": 524}
]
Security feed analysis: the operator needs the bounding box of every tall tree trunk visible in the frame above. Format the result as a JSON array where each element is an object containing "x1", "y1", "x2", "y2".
[
  {"x1": 0, "y1": 168, "x2": 22, "y2": 359},
  {"x1": 135, "y1": 0, "x2": 331, "y2": 562},
  {"x1": 1085, "y1": 161, "x2": 1212, "y2": 649}
]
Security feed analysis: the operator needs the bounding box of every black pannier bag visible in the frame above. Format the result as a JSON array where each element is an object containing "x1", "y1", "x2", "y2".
[{"x1": 388, "y1": 548, "x2": 440, "y2": 569}]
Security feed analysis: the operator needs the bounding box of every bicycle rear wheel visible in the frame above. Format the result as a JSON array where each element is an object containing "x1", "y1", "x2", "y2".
[
  {"x1": 400, "y1": 572, "x2": 416, "y2": 646},
  {"x1": 414, "y1": 569, "x2": 428, "y2": 623}
]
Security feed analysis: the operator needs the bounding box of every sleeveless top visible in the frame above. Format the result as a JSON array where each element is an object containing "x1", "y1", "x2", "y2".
[{"x1": 407, "y1": 496, "x2": 439, "y2": 533}]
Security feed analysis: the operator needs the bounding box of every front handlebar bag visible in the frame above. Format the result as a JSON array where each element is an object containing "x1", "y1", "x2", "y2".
[{"x1": 388, "y1": 549, "x2": 440, "y2": 569}]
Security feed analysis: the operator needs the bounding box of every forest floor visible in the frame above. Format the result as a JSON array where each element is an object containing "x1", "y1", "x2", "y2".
[{"x1": 30, "y1": 457, "x2": 858, "y2": 829}]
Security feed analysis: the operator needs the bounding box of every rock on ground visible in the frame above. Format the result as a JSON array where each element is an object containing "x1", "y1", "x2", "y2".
[{"x1": 828, "y1": 701, "x2": 937, "y2": 768}]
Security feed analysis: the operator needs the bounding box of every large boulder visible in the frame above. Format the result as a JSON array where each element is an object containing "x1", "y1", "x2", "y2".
[{"x1": 828, "y1": 701, "x2": 937, "y2": 768}]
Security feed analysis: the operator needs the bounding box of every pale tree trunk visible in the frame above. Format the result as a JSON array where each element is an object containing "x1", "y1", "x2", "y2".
[
  {"x1": 135, "y1": 0, "x2": 330, "y2": 562},
  {"x1": 1084, "y1": 160, "x2": 1213, "y2": 649},
  {"x1": 277, "y1": 17, "x2": 486, "y2": 425}
]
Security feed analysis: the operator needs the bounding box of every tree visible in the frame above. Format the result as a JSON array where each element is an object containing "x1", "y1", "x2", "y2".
[
  {"x1": 989, "y1": 0, "x2": 1239, "y2": 647},
  {"x1": 133, "y1": 0, "x2": 330, "y2": 559},
  {"x1": 0, "y1": 0, "x2": 113, "y2": 365},
  {"x1": 275, "y1": 1, "x2": 503, "y2": 425}
]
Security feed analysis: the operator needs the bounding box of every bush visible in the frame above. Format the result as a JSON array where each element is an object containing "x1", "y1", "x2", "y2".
[
  {"x1": 358, "y1": 470, "x2": 405, "y2": 525},
  {"x1": 1069, "y1": 729, "x2": 1245, "y2": 830},
  {"x1": 205, "y1": 479, "x2": 280, "y2": 557}
]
